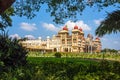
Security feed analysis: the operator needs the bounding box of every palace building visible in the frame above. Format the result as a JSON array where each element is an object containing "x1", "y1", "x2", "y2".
[{"x1": 20, "y1": 25, "x2": 101, "y2": 53}]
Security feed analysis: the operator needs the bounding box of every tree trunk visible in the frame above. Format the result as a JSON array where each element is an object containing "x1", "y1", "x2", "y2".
[{"x1": 0, "y1": 0, "x2": 15, "y2": 14}]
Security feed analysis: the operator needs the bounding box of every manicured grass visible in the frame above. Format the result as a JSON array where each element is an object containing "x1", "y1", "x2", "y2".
[
  {"x1": 28, "y1": 51, "x2": 120, "y2": 62},
  {"x1": 27, "y1": 57, "x2": 98, "y2": 65}
]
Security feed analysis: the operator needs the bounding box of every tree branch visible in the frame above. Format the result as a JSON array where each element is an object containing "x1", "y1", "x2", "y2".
[{"x1": 0, "y1": 0, "x2": 15, "y2": 14}]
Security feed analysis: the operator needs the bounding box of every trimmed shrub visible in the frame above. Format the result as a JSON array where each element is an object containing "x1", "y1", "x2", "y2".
[{"x1": 54, "y1": 52, "x2": 61, "y2": 58}]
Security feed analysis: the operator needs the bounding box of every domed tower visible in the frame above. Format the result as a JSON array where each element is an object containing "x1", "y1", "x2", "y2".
[
  {"x1": 72, "y1": 25, "x2": 81, "y2": 52},
  {"x1": 58, "y1": 25, "x2": 69, "y2": 52},
  {"x1": 94, "y1": 37, "x2": 101, "y2": 53},
  {"x1": 58, "y1": 25, "x2": 69, "y2": 37},
  {"x1": 72, "y1": 25, "x2": 79, "y2": 35}
]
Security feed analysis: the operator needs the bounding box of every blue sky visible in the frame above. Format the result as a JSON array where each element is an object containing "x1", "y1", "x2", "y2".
[{"x1": 6, "y1": 4, "x2": 120, "y2": 50}]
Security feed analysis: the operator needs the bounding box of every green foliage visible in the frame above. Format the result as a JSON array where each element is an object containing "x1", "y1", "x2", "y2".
[
  {"x1": 54, "y1": 52, "x2": 61, "y2": 58},
  {"x1": 13, "y1": 0, "x2": 120, "y2": 24},
  {"x1": 101, "y1": 48, "x2": 118, "y2": 53},
  {"x1": 0, "y1": 7, "x2": 14, "y2": 30},
  {"x1": 96, "y1": 10, "x2": 120, "y2": 37},
  {"x1": 0, "y1": 32, "x2": 28, "y2": 68},
  {"x1": 1, "y1": 57, "x2": 120, "y2": 80},
  {"x1": 112, "y1": 61, "x2": 120, "y2": 74}
]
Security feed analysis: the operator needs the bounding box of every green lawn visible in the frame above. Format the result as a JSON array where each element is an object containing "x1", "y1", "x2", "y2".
[
  {"x1": 28, "y1": 51, "x2": 120, "y2": 62},
  {"x1": 27, "y1": 57, "x2": 98, "y2": 65}
]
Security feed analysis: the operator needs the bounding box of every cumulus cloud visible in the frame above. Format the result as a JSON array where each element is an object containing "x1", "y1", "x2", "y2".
[
  {"x1": 65, "y1": 20, "x2": 91, "y2": 31},
  {"x1": 94, "y1": 18, "x2": 103, "y2": 25},
  {"x1": 20, "y1": 22, "x2": 37, "y2": 31},
  {"x1": 9, "y1": 34, "x2": 21, "y2": 39},
  {"x1": 42, "y1": 23, "x2": 60, "y2": 32},
  {"x1": 25, "y1": 35, "x2": 35, "y2": 40},
  {"x1": 42, "y1": 20, "x2": 91, "y2": 32}
]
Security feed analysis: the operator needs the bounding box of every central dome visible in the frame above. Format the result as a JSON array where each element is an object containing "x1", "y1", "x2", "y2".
[
  {"x1": 63, "y1": 26, "x2": 68, "y2": 30},
  {"x1": 96, "y1": 37, "x2": 100, "y2": 40},
  {"x1": 74, "y1": 25, "x2": 78, "y2": 29}
]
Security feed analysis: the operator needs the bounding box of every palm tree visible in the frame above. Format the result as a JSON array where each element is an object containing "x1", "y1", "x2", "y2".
[{"x1": 95, "y1": 10, "x2": 120, "y2": 37}]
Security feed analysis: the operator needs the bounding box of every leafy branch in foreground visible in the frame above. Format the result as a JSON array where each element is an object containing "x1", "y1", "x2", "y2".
[
  {"x1": 0, "y1": 7, "x2": 14, "y2": 30},
  {"x1": 95, "y1": 10, "x2": 120, "y2": 37}
]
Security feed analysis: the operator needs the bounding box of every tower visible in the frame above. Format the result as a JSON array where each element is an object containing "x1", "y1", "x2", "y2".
[
  {"x1": 79, "y1": 27, "x2": 85, "y2": 52},
  {"x1": 58, "y1": 25, "x2": 69, "y2": 52},
  {"x1": 94, "y1": 37, "x2": 101, "y2": 53},
  {"x1": 72, "y1": 25, "x2": 80, "y2": 52}
]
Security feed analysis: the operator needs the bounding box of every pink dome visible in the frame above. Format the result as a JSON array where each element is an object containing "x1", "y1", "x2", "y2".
[
  {"x1": 74, "y1": 25, "x2": 78, "y2": 29},
  {"x1": 63, "y1": 26, "x2": 68, "y2": 30},
  {"x1": 96, "y1": 37, "x2": 100, "y2": 40}
]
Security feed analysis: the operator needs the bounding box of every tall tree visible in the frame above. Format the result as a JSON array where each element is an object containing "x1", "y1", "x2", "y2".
[{"x1": 95, "y1": 10, "x2": 120, "y2": 37}]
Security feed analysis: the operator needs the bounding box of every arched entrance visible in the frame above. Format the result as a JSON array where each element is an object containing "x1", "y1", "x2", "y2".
[{"x1": 54, "y1": 48, "x2": 57, "y2": 52}]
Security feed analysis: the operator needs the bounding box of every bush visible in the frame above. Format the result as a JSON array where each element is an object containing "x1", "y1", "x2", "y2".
[
  {"x1": 54, "y1": 52, "x2": 61, "y2": 58},
  {"x1": 0, "y1": 32, "x2": 28, "y2": 68}
]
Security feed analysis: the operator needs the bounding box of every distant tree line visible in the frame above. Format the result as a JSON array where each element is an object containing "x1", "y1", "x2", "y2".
[{"x1": 101, "y1": 48, "x2": 118, "y2": 53}]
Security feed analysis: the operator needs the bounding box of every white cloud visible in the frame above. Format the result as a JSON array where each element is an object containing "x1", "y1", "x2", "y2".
[
  {"x1": 25, "y1": 35, "x2": 35, "y2": 40},
  {"x1": 42, "y1": 20, "x2": 91, "y2": 32},
  {"x1": 65, "y1": 20, "x2": 91, "y2": 31},
  {"x1": 9, "y1": 34, "x2": 21, "y2": 39},
  {"x1": 20, "y1": 22, "x2": 37, "y2": 31},
  {"x1": 42, "y1": 23, "x2": 60, "y2": 32},
  {"x1": 94, "y1": 18, "x2": 103, "y2": 25}
]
